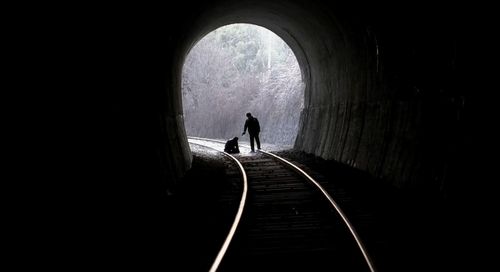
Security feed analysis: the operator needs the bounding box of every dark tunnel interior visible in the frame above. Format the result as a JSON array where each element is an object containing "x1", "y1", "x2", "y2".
[{"x1": 22, "y1": 0, "x2": 493, "y2": 270}]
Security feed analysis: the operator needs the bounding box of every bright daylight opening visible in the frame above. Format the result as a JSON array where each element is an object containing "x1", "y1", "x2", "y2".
[{"x1": 182, "y1": 23, "x2": 305, "y2": 148}]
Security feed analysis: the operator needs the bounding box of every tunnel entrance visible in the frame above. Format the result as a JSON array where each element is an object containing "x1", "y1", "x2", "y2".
[{"x1": 181, "y1": 23, "x2": 304, "y2": 147}]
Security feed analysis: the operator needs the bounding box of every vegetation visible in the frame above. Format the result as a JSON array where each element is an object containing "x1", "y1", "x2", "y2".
[{"x1": 182, "y1": 24, "x2": 304, "y2": 145}]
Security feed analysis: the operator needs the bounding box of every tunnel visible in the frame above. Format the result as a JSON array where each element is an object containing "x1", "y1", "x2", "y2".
[
  {"x1": 165, "y1": 0, "x2": 465, "y2": 196},
  {"x1": 58, "y1": 0, "x2": 487, "y2": 270}
]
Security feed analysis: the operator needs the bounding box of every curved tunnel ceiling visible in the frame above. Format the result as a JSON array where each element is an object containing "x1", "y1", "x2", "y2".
[{"x1": 177, "y1": 0, "x2": 367, "y2": 106}]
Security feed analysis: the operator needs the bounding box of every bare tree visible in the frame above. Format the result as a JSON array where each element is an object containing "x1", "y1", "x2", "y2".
[{"x1": 182, "y1": 24, "x2": 304, "y2": 146}]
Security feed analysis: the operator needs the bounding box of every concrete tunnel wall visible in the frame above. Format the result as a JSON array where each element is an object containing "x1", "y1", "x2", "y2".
[{"x1": 168, "y1": 0, "x2": 465, "y2": 197}]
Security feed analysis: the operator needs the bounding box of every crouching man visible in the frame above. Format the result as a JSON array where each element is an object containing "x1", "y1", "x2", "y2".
[{"x1": 224, "y1": 137, "x2": 240, "y2": 154}]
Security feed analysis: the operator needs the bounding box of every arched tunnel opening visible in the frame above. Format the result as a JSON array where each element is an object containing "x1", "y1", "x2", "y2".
[
  {"x1": 58, "y1": 0, "x2": 487, "y2": 271},
  {"x1": 181, "y1": 23, "x2": 305, "y2": 147}
]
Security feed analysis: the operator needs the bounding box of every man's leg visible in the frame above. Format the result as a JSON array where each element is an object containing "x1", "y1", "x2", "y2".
[
  {"x1": 255, "y1": 133, "x2": 261, "y2": 149},
  {"x1": 249, "y1": 134, "x2": 255, "y2": 151}
]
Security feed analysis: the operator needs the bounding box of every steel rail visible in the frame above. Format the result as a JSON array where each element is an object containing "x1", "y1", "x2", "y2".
[
  {"x1": 187, "y1": 140, "x2": 248, "y2": 272},
  {"x1": 188, "y1": 136, "x2": 377, "y2": 272}
]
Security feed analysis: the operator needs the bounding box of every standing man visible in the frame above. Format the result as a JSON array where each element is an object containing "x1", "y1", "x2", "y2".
[{"x1": 242, "y1": 112, "x2": 261, "y2": 152}]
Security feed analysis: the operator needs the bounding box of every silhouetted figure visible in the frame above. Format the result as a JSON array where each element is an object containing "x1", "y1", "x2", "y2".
[
  {"x1": 242, "y1": 112, "x2": 261, "y2": 152},
  {"x1": 224, "y1": 137, "x2": 240, "y2": 154}
]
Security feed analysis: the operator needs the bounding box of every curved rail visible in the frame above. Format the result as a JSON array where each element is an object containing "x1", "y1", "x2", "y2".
[
  {"x1": 187, "y1": 140, "x2": 248, "y2": 272},
  {"x1": 188, "y1": 136, "x2": 377, "y2": 272},
  {"x1": 260, "y1": 150, "x2": 377, "y2": 272}
]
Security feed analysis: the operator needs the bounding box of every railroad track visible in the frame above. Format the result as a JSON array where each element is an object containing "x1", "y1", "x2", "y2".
[{"x1": 187, "y1": 137, "x2": 376, "y2": 272}]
